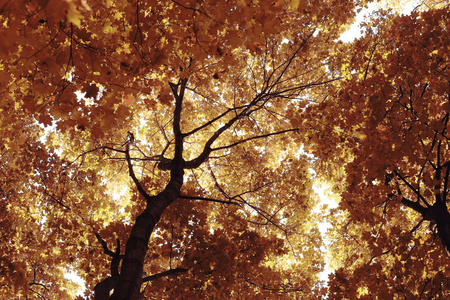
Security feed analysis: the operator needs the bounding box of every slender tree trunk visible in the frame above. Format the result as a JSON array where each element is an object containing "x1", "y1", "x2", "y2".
[
  {"x1": 96, "y1": 79, "x2": 189, "y2": 299},
  {"x1": 94, "y1": 162, "x2": 184, "y2": 300},
  {"x1": 112, "y1": 163, "x2": 184, "y2": 300}
]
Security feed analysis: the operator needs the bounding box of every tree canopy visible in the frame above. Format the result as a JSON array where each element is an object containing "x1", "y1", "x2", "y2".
[
  {"x1": 0, "y1": 0, "x2": 449, "y2": 299},
  {"x1": 304, "y1": 5, "x2": 450, "y2": 298}
]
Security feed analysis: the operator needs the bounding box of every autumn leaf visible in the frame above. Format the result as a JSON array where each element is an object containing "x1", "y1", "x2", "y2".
[
  {"x1": 8, "y1": 0, "x2": 449, "y2": 300},
  {"x1": 306, "y1": 6, "x2": 450, "y2": 299}
]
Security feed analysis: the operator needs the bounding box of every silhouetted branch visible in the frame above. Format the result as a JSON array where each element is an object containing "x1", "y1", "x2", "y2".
[
  {"x1": 170, "y1": 78, "x2": 188, "y2": 162},
  {"x1": 205, "y1": 160, "x2": 229, "y2": 199},
  {"x1": 443, "y1": 163, "x2": 450, "y2": 204},
  {"x1": 95, "y1": 233, "x2": 123, "y2": 277},
  {"x1": 410, "y1": 219, "x2": 424, "y2": 233},
  {"x1": 368, "y1": 249, "x2": 391, "y2": 265},
  {"x1": 401, "y1": 197, "x2": 431, "y2": 219},
  {"x1": 94, "y1": 277, "x2": 118, "y2": 300},
  {"x1": 183, "y1": 106, "x2": 246, "y2": 137},
  {"x1": 394, "y1": 170, "x2": 431, "y2": 207},
  {"x1": 142, "y1": 268, "x2": 188, "y2": 282},
  {"x1": 241, "y1": 277, "x2": 305, "y2": 294},
  {"x1": 125, "y1": 139, "x2": 152, "y2": 201},
  {"x1": 212, "y1": 128, "x2": 299, "y2": 151},
  {"x1": 179, "y1": 194, "x2": 241, "y2": 206},
  {"x1": 95, "y1": 232, "x2": 115, "y2": 258}
]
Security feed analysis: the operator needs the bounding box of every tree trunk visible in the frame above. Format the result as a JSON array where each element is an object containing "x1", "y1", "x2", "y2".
[
  {"x1": 94, "y1": 162, "x2": 184, "y2": 300},
  {"x1": 432, "y1": 201, "x2": 450, "y2": 256},
  {"x1": 402, "y1": 197, "x2": 450, "y2": 256}
]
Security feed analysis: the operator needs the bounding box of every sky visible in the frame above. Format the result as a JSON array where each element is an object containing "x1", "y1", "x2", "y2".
[{"x1": 340, "y1": 0, "x2": 421, "y2": 43}]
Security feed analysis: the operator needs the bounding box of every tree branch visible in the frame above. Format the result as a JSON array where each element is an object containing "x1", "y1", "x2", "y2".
[
  {"x1": 443, "y1": 162, "x2": 450, "y2": 205},
  {"x1": 125, "y1": 140, "x2": 152, "y2": 202},
  {"x1": 211, "y1": 128, "x2": 299, "y2": 151},
  {"x1": 94, "y1": 277, "x2": 118, "y2": 300},
  {"x1": 95, "y1": 232, "x2": 115, "y2": 258},
  {"x1": 142, "y1": 268, "x2": 188, "y2": 282},
  {"x1": 183, "y1": 106, "x2": 245, "y2": 137},
  {"x1": 170, "y1": 78, "x2": 188, "y2": 162},
  {"x1": 166, "y1": 109, "x2": 246, "y2": 170},
  {"x1": 401, "y1": 197, "x2": 431, "y2": 220},
  {"x1": 394, "y1": 170, "x2": 431, "y2": 207},
  {"x1": 410, "y1": 219, "x2": 424, "y2": 234},
  {"x1": 205, "y1": 160, "x2": 229, "y2": 199},
  {"x1": 241, "y1": 277, "x2": 305, "y2": 294},
  {"x1": 179, "y1": 194, "x2": 242, "y2": 206},
  {"x1": 363, "y1": 42, "x2": 379, "y2": 83},
  {"x1": 95, "y1": 233, "x2": 123, "y2": 277}
]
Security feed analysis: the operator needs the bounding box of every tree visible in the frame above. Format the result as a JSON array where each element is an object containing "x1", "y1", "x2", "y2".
[
  {"x1": 0, "y1": 0, "x2": 362, "y2": 299},
  {"x1": 301, "y1": 6, "x2": 450, "y2": 299}
]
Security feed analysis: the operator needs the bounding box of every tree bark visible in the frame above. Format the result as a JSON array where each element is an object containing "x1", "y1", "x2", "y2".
[
  {"x1": 431, "y1": 200, "x2": 450, "y2": 256},
  {"x1": 401, "y1": 197, "x2": 450, "y2": 256},
  {"x1": 109, "y1": 162, "x2": 184, "y2": 300},
  {"x1": 108, "y1": 79, "x2": 187, "y2": 299}
]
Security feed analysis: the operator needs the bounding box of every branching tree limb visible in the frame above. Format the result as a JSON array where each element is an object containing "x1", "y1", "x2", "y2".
[{"x1": 142, "y1": 267, "x2": 189, "y2": 282}]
